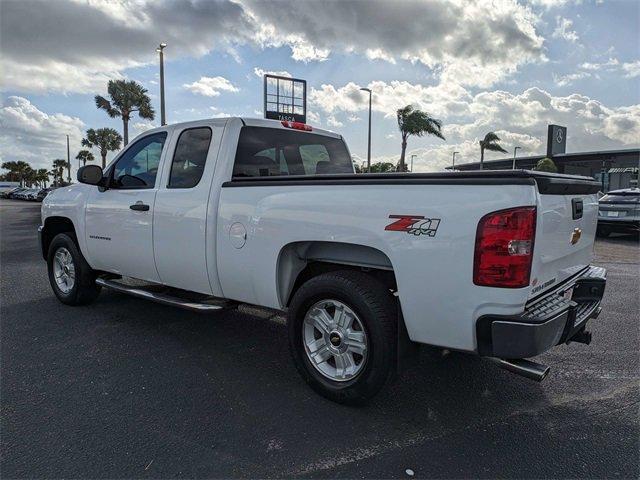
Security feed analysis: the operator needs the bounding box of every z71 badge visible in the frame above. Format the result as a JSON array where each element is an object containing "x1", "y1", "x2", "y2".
[{"x1": 385, "y1": 215, "x2": 441, "y2": 237}]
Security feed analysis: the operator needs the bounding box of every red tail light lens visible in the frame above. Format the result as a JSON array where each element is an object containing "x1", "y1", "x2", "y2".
[
  {"x1": 281, "y1": 120, "x2": 312, "y2": 131},
  {"x1": 473, "y1": 207, "x2": 536, "y2": 288}
]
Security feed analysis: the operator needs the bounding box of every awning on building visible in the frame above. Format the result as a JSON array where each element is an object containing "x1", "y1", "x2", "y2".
[{"x1": 608, "y1": 167, "x2": 639, "y2": 173}]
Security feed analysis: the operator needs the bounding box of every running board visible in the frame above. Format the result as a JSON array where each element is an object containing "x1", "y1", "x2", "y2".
[{"x1": 95, "y1": 277, "x2": 231, "y2": 312}]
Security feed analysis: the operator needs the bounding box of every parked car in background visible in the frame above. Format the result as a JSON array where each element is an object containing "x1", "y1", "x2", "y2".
[
  {"x1": 26, "y1": 189, "x2": 41, "y2": 201},
  {"x1": 597, "y1": 188, "x2": 640, "y2": 236},
  {"x1": 1, "y1": 187, "x2": 24, "y2": 199},
  {"x1": 0, "y1": 182, "x2": 20, "y2": 196},
  {"x1": 13, "y1": 189, "x2": 31, "y2": 200},
  {"x1": 7, "y1": 187, "x2": 28, "y2": 199},
  {"x1": 36, "y1": 188, "x2": 54, "y2": 202}
]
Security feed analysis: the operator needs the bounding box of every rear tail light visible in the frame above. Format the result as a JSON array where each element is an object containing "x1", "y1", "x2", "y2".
[
  {"x1": 473, "y1": 207, "x2": 536, "y2": 288},
  {"x1": 281, "y1": 120, "x2": 312, "y2": 131}
]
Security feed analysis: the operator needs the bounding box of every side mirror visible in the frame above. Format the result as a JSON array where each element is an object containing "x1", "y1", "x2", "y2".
[{"x1": 77, "y1": 165, "x2": 104, "y2": 186}]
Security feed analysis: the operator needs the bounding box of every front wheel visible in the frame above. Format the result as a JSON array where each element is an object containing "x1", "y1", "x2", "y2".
[
  {"x1": 288, "y1": 270, "x2": 397, "y2": 405},
  {"x1": 47, "y1": 233, "x2": 101, "y2": 305}
]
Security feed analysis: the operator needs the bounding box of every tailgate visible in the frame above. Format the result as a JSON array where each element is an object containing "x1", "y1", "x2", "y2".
[{"x1": 528, "y1": 184, "x2": 599, "y2": 300}]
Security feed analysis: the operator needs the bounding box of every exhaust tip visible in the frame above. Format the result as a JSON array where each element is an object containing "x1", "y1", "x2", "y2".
[{"x1": 492, "y1": 358, "x2": 551, "y2": 382}]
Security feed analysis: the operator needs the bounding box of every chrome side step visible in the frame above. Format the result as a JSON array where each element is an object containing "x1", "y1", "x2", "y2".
[{"x1": 95, "y1": 277, "x2": 231, "y2": 312}]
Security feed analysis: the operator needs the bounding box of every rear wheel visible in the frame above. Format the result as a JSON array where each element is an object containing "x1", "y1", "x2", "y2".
[
  {"x1": 596, "y1": 226, "x2": 611, "y2": 237},
  {"x1": 47, "y1": 233, "x2": 101, "y2": 305},
  {"x1": 288, "y1": 270, "x2": 397, "y2": 405}
]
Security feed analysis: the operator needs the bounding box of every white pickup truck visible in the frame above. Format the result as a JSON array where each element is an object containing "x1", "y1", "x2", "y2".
[{"x1": 40, "y1": 117, "x2": 606, "y2": 404}]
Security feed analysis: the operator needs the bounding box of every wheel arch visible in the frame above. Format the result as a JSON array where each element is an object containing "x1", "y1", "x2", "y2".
[
  {"x1": 41, "y1": 216, "x2": 77, "y2": 259},
  {"x1": 277, "y1": 241, "x2": 397, "y2": 308}
]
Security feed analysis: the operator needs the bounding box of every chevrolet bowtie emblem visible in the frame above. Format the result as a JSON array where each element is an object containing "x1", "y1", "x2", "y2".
[{"x1": 570, "y1": 228, "x2": 582, "y2": 245}]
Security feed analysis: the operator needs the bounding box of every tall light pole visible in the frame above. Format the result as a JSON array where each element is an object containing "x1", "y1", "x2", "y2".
[
  {"x1": 157, "y1": 43, "x2": 167, "y2": 126},
  {"x1": 66, "y1": 134, "x2": 71, "y2": 183},
  {"x1": 359, "y1": 87, "x2": 372, "y2": 173},
  {"x1": 512, "y1": 146, "x2": 521, "y2": 170},
  {"x1": 410, "y1": 154, "x2": 416, "y2": 172},
  {"x1": 452, "y1": 151, "x2": 459, "y2": 170}
]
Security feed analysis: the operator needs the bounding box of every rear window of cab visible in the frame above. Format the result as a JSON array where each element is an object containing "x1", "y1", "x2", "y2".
[{"x1": 233, "y1": 127, "x2": 353, "y2": 178}]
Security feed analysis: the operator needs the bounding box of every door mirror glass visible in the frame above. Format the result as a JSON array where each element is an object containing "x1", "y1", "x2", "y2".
[{"x1": 77, "y1": 165, "x2": 104, "y2": 185}]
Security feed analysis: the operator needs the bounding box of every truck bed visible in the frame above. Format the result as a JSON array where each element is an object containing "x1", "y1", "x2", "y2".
[{"x1": 224, "y1": 170, "x2": 601, "y2": 195}]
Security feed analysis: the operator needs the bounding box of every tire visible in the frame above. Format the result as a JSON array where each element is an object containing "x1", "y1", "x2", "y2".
[
  {"x1": 47, "y1": 233, "x2": 101, "y2": 305},
  {"x1": 596, "y1": 226, "x2": 611, "y2": 238},
  {"x1": 288, "y1": 270, "x2": 397, "y2": 405}
]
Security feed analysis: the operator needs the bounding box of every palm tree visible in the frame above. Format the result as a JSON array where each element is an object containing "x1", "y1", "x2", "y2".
[
  {"x1": 95, "y1": 79, "x2": 155, "y2": 146},
  {"x1": 52, "y1": 159, "x2": 67, "y2": 186},
  {"x1": 81, "y1": 128, "x2": 122, "y2": 168},
  {"x1": 23, "y1": 166, "x2": 36, "y2": 187},
  {"x1": 396, "y1": 105, "x2": 445, "y2": 172},
  {"x1": 76, "y1": 150, "x2": 95, "y2": 168},
  {"x1": 479, "y1": 132, "x2": 508, "y2": 170},
  {"x1": 1, "y1": 160, "x2": 32, "y2": 186},
  {"x1": 36, "y1": 169, "x2": 50, "y2": 187}
]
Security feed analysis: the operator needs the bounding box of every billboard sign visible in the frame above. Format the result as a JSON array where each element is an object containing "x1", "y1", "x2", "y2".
[
  {"x1": 264, "y1": 74, "x2": 307, "y2": 124},
  {"x1": 547, "y1": 124, "x2": 567, "y2": 157}
]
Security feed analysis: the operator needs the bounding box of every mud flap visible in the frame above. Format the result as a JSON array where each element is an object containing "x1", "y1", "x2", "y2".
[{"x1": 396, "y1": 302, "x2": 419, "y2": 374}]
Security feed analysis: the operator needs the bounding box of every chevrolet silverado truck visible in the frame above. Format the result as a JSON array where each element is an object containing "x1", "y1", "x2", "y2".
[{"x1": 39, "y1": 117, "x2": 606, "y2": 404}]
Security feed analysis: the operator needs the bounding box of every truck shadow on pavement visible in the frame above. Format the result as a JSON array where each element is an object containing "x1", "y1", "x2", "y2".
[{"x1": 3, "y1": 288, "x2": 636, "y2": 478}]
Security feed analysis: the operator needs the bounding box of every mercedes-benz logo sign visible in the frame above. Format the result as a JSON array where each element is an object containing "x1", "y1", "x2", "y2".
[{"x1": 556, "y1": 129, "x2": 564, "y2": 143}]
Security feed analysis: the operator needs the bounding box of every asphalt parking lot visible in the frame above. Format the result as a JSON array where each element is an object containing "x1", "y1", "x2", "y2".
[{"x1": 1, "y1": 198, "x2": 638, "y2": 479}]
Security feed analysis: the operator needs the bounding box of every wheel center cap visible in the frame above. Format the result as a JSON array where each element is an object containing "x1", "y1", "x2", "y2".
[{"x1": 329, "y1": 332, "x2": 342, "y2": 346}]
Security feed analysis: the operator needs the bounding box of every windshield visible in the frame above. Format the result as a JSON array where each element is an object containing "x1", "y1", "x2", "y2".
[
  {"x1": 600, "y1": 193, "x2": 639, "y2": 203},
  {"x1": 233, "y1": 126, "x2": 353, "y2": 178}
]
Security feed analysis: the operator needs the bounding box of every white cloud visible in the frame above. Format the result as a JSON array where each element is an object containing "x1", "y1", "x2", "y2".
[
  {"x1": 248, "y1": 0, "x2": 545, "y2": 87},
  {"x1": 131, "y1": 121, "x2": 157, "y2": 137},
  {"x1": 0, "y1": 96, "x2": 85, "y2": 169},
  {"x1": 530, "y1": 0, "x2": 582, "y2": 9},
  {"x1": 1, "y1": 0, "x2": 546, "y2": 93},
  {"x1": 306, "y1": 110, "x2": 321, "y2": 124},
  {"x1": 553, "y1": 71, "x2": 590, "y2": 87},
  {"x1": 579, "y1": 57, "x2": 640, "y2": 79},
  {"x1": 552, "y1": 16, "x2": 580, "y2": 43},
  {"x1": 622, "y1": 61, "x2": 640, "y2": 78},
  {"x1": 602, "y1": 105, "x2": 640, "y2": 144},
  {"x1": 317, "y1": 81, "x2": 639, "y2": 171},
  {"x1": 0, "y1": 0, "x2": 253, "y2": 94},
  {"x1": 580, "y1": 58, "x2": 619, "y2": 71},
  {"x1": 253, "y1": 67, "x2": 292, "y2": 78},
  {"x1": 183, "y1": 76, "x2": 239, "y2": 97},
  {"x1": 310, "y1": 80, "x2": 470, "y2": 118},
  {"x1": 326, "y1": 115, "x2": 344, "y2": 128},
  {"x1": 0, "y1": 58, "x2": 127, "y2": 95}
]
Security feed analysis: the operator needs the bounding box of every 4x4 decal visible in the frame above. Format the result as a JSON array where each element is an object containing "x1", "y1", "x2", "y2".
[{"x1": 385, "y1": 215, "x2": 441, "y2": 237}]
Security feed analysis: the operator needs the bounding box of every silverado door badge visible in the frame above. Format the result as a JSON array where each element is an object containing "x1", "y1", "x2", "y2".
[{"x1": 385, "y1": 215, "x2": 441, "y2": 237}]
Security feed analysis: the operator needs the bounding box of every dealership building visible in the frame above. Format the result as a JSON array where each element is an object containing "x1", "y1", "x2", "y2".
[{"x1": 452, "y1": 125, "x2": 639, "y2": 192}]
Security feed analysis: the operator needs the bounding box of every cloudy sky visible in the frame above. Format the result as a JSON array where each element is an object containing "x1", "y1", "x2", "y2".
[{"x1": 1, "y1": 0, "x2": 638, "y2": 174}]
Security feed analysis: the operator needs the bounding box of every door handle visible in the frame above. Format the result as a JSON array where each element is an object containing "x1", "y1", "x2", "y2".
[{"x1": 130, "y1": 202, "x2": 150, "y2": 211}]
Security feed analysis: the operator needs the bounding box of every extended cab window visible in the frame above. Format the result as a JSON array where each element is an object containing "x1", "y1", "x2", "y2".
[
  {"x1": 111, "y1": 132, "x2": 167, "y2": 189},
  {"x1": 233, "y1": 127, "x2": 353, "y2": 178},
  {"x1": 168, "y1": 127, "x2": 212, "y2": 188}
]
